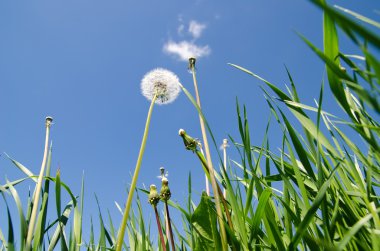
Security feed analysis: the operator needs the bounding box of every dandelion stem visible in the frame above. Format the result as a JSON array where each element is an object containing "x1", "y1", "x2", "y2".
[
  {"x1": 200, "y1": 146, "x2": 210, "y2": 196},
  {"x1": 154, "y1": 206, "x2": 167, "y2": 251},
  {"x1": 26, "y1": 117, "x2": 53, "y2": 250},
  {"x1": 165, "y1": 201, "x2": 176, "y2": 251},
  {"x1": 115, "y1": 94, "x2": 157, "y2": 251},
  {"x1": 222, "y1": 139, "x2": 228, "y2": 198},
  {"x1": 188, "y1": 58, "x2": 228, "y2": 251}
]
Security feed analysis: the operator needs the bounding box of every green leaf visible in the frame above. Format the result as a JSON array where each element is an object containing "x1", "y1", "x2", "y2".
[{"x1": 191, "y1": 192, "x2": 221, "y2": 251}]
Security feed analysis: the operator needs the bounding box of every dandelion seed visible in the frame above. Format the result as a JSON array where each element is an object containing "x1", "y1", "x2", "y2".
[{"x1": 141, "y1": 68, "x2": 181, "y2": 104}]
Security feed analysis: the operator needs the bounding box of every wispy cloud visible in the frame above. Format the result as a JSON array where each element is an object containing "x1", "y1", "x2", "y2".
[
  {"x1": 163, "y1": 40, "x2": 211, "y2": 61},
  {"x1": 188, "y1": 20, "x2": 206, "y2": 39},
  {"x1": 163, "y1": 20, "x2": 210, "y2": 62}
]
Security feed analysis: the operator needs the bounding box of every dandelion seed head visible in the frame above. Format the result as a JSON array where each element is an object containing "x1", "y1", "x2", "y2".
[{"x1": 141, "y1": 68, "x2": 181, "y2": 105}]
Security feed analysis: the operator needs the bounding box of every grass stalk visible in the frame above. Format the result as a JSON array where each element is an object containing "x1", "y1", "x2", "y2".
[
  {"x1": 115, "y1": 94, "x2": 157, "y2": 251},
  {"x1": 188, "y1": 57, "x2": 228, "y2": 251},
  {"x1": 25, "y1": 116, "x2": 53, "y2": 250}
]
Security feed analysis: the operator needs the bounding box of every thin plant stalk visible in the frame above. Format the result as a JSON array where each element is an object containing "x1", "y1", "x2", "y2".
[
  {"x1": 165, "y1": 201, "x2": 176, "y2": 251},
  {"x1": 188, "y1": 58, "x2": 228, "y2": 251},
  {"x1": 154, "y1": 206, "x2": 167, "y2": 251},
  {"x1": 200, "y1": 145, "x2": 210, "y2": 195},
  {"x1": 193, "y1": 146, "x2": 234, "y2": 234},
  {"x1": 25, "y1": 117, "x2": 53, "y2": 250},
  {"x1": 222, "y1": 139, "x2": 228, "y2": 198},
  {"x1": 115, "y1": 94, "x2": 157, "y2": 251}
]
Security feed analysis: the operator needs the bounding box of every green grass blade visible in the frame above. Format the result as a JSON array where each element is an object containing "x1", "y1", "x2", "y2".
[
  {"x1": 334, "y1": 5, "x2": 380, "y2": 29},
  {"x1": 48, "y1": 202, "x2": 73, "y2": 251},
  {"x1": 4, "y1": 153, "x2": 37, "y2": 182},
  {"x1": 337, "y1": 208, "x2": 380, "y2": 251},
  {"x1": 6, "y1": 180, "x2": 27, "y2": 250},
  {"x1": 310, "y1": 0, "x2": 380, "y2": 49},
  {"x1": 249, "y1": 188, "x2": 272, "y2": 243},
  {"x1": 289, "y1": 163, "x2": 340, "y2": 249}
]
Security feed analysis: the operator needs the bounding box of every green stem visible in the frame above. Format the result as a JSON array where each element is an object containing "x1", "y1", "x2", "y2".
[
  {"x1": 26, "y1": 117, "x2": 52, "y2": 250},
  {"x1": 189, "y1": 59, "x2": 228, "y2": 251},
  {"x1": 115, "y1": 94, "x2": 157, "y2": 251}
]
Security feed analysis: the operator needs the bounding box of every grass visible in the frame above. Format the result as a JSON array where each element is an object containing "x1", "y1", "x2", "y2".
[{"x1": 1, "y1": 1, "x2": 380, "y2": 250}]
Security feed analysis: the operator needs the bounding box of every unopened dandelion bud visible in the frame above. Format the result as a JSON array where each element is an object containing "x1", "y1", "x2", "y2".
[
  {"x1": 160, "y1": 177, "x2": 171, "y2": 201},
  {"x1": 178, "y1": 129, "x2": 199, "y2": 152},
  {"x1": 45, "y1": 116, "x2": 53, "y2": 127},
  {"x1": 188, "y1": 57, "x2": 196, "y2": 71},
  {"x1": 148, "y1": 184, "x2": 160, "y2": 206},
  {"x1": 178, "y1": 128, "x2": 186, "y2": 136}
]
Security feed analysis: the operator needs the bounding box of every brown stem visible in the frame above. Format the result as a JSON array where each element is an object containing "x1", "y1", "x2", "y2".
[
  {"x1": 165, "y1": 202, "x2": 176, "y2": 251},
  {"x1": 154, "y1": 206, "x2": 167, "y2": 251}
]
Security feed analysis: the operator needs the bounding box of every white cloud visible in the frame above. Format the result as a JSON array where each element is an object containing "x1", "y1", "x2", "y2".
[
  {"x1": 163, "y1": 40, "x2": 211, "y2": 62},
  {"x1": 188, "y1": 20, "x2": 206, "y2": 39}
]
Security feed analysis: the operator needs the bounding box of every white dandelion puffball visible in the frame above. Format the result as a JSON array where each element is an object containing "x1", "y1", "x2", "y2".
[{"x1": 141, "y1": 68, "x2": 181, "y2": 105}]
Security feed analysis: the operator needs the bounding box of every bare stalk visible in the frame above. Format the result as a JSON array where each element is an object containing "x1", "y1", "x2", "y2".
[
  {"x1": 26, "y1": 116, "x2": 53, "y2": 250},
  {"x1": 222, "y1": 139, "x2": 228, "y2": 198},
  {"x1": 188, "y1": 57, "x2": 228, "y2": 251},
  {"x1": 115, "y1": 94, "x2": 157, "y2": 251}
]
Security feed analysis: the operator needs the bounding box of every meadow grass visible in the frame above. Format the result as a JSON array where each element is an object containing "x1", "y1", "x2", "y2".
[{"x1": 1, "y1": 1, "x2": 379, "y2": 250}]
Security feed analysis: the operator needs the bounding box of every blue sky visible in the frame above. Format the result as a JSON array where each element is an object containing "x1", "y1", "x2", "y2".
[{"x1": 0, "y1": 0, "x2": 379, "y2": 244}]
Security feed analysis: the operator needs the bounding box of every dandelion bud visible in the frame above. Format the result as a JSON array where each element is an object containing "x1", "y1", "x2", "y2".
[
  {"x1": 45, "y1": 116, "x2": 53, "y2": 127},
  {"x1": 148, "y1": 184, "x2": 160, "y2": 206},
  {"x1": 178, "y1": 129, "x2": 199, "y2": 152},
  {"x1": 188, "y1": 57, "x2": 196, "y2": 71},
  {"x1": 160, "y1": 177, "x2": 171, "y2": 201}
]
